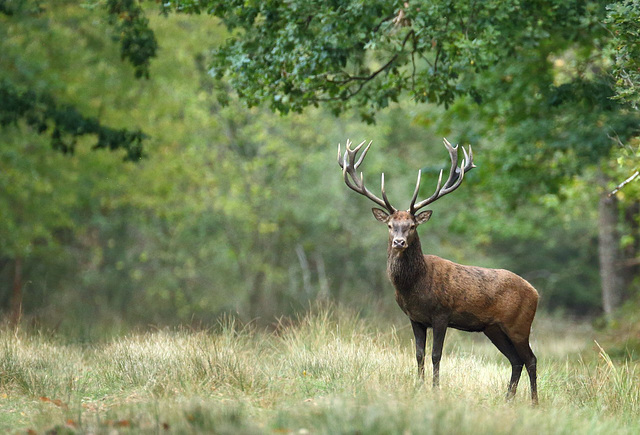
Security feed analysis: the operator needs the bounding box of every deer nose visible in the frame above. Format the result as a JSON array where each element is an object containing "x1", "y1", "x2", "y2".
[{"x1": 392, "y1": 238, "x2": 407, "y2": 249}]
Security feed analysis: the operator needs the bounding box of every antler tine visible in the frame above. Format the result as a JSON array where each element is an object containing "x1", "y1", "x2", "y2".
[
  {"x1": 409, "y1": 169, "x2": 422, "y2": 213},
  {"x1": 342, "y1": 153, "x2": 359, "y2": 191},
  {"x1": 410, "y1": 168, "x2": 443, "y2": 212},
  {"x1": 442, "y1": 138, "x2": 459, "y2": 189},
  {"x1": 342, "y1": 139, "x2": 366, "y2": 169},
  {"x1": 432, "y1": 168, "x2": 444, "y2": 197},
  {"x1": 340, "y1": 142, "x2": 364, "y2": 193},
  {"x1": 462, "y1": 146, "x2": 469, "y2": 170},
  {"x1": 337, "y1": 141, "x2": 351, "y2": 169},
  {"x1": 439, "y1": 161, "x2": 466, "y2": 195},
  {"x1": 381, "y1": 173, "x2": 395, "y2": 212},
  {"x1": 463, "y1": 144, "x2": 476, "y2": 172},
  {"x1": 337, "y1": 139, "x2": 397, "y2": 213},
  {"x1": 354, "y1": 140, "x2": 373, "y2": 169},
  {"x1": 352, "y1": 139, "x2": 367, "y2": 153}
]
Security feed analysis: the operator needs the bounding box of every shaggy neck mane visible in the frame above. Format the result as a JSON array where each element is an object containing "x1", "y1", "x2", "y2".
[{"x1": 387, "y1": 236, "x2": 427, "y2": 291}]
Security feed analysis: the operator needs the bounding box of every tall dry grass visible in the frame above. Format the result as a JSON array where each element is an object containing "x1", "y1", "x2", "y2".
[{"x1": 0, "y1": 305, "x2": 639, "y2": 433}]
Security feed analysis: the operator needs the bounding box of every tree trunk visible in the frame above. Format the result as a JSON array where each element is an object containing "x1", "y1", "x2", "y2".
[
  {"x1": 314, "y1": 251, "x2": 330, "y2": 301},
  {"x1": 9, "y1": 256, "x2": 23, "y2": 327},
  {"x1": 598, "y1": 177, "x2": 624, "y2": 320},
  {"x1": 295, "y1": 244, "x2": 312, "y2": 299},
  {"x1": 622, "y1": 201, "x2": 640, "y2": 292},
  {"x1": 249, "y1": 270, "x2": 265, "y2": 320}
]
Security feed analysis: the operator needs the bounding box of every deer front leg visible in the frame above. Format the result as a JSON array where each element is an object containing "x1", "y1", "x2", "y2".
[
  {"x1": 431, "y1": 322, "x2": 448, "y2": 389},
  {"x1": 411, "y1": 320, "x2": 427, "y2": 379}
]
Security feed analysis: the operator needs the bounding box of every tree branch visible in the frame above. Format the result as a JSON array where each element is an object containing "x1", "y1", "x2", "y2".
[
  {"x1": 313, "y1": 53, "x2": 399, "y2": 102},
  {"x1": 314, "y1": 30, "x2": 417, "y2": 102},
  {"x1": 372, "y1": 13, "x2": 396, "y2": 34},
  {"x1": 609, "y1": 170, "x2": 640, "y2": 197}
]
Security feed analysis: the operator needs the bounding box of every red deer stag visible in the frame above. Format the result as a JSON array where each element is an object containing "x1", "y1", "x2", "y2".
[{"x1": 337, "y1": 138, "x2": 539, "y2": 405}]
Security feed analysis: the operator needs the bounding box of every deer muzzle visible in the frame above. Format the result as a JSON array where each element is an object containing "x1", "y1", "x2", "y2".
[{"x1": 392, "y1": 238, "x2": 408, "y2": 249}]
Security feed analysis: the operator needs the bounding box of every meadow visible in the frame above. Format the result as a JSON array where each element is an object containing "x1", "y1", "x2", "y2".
[{"x1": 1, "y1": 305, "x2": 639, "y2": 434}]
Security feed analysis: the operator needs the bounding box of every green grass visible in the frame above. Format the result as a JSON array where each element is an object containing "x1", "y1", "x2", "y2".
[{"x1": 1, "y1": 305, "x2": 639, "y2": 434}]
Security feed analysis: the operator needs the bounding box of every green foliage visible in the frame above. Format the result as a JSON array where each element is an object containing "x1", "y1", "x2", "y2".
[
  {"x1": 162, "y1": 0, "x2": 605, "y2": 121},
  {"x1": 0, "y1": 1, "x2": 147, "y2": 160},
  {"x1": 105, "y1": 0, "x2": 158, "y2": 79},
  {"x1": 0, "y1": 80, "x2": 144, "y2": 161},
  {"x1": 0, "y1": 129, "x2": 76, "y2": 259},
  {"x1": 460, "y1": 40, "x2": 639, "y2": 201},
  {"x1": 606, "y1": 0, "x2": 640, "y2": 108},
  {"x1": 159, "y1": 0, "x2": 640, "y2": 222},
  {"x1": 0, "y1": 0, "x2": 43, "y2": 16}
]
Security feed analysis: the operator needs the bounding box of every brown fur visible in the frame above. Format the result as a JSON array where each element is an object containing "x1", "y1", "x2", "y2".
[{"x1": 376, "y1": 210, "x2": 539, "y2": 404}]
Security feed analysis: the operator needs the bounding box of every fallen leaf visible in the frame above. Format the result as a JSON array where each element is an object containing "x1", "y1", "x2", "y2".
[
  {"x1": 39, "y1": 396, "x2": 68, "y2": 409},
  {"x1": 52, "y1": 399, "x2": 68, "y2": 409},
  {"x1": 114, "y1": 420, "x2": 131, "y2": 428},
  {"x1": 104, "y1": 419, "x2": 132, "y2": 427}
]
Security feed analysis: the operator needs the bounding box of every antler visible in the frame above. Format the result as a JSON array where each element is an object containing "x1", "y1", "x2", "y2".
[
  {"x1": 409, "y1": 138, "x2": 476, "y2": 214},
  {"x1": 337, "y1": 139, "x2": 396, "y2": 214}
]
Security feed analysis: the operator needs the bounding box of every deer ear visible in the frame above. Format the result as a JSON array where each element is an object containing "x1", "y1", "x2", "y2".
[
  {"x1": 372, "y1": 208, "x2": 390, "y2": 223},
  {"x1": 415, "y1": 210, "x2": 433, "y2": 225}
]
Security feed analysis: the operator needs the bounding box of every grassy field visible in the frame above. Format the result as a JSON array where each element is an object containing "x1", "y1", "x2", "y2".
[{"x1": 1, "y1": 305, "x2": 639, "y2": 434}]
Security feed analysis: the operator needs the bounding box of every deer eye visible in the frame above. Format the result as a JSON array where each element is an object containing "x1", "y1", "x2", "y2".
[
  {"x1": 388, "y1": 224, "x2": 392, "y2": 229},
  {"x1": 410, "y1": 224, "x2": 416, "y2": 230}
]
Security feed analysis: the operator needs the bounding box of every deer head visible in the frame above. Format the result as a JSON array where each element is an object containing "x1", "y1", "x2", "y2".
[{"x1": 337, "y1": 138, "x2": 475, "y2": 251}]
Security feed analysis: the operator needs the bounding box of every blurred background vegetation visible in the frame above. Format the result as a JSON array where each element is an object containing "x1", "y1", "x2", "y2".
[{"x1": 1, "y1": 0, "x2": 640, "y2": 344}]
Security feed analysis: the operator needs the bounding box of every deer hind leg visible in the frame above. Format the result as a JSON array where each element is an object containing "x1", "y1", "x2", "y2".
[
  {"x1": 483, "y1": 326, "x2": 523, "y2": 400},
  {"x1": 513, "y1": 340, "x2": 538, "y2": 406},
  {"x1": 431, "y1": 321, "x2": 448, "y2": 389},
  {"x1": 411, "y1": 320, "x2": 427, "y2": 380}
]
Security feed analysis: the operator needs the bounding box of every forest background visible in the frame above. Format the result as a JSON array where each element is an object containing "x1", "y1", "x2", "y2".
[{"x1": 1, "y1": 0, "x2": 640, "y2": 348}]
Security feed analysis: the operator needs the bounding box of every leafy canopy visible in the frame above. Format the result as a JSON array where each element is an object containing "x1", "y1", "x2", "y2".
[{"x1": 161, "y1": 0, "x2": 604, "y2": 120}]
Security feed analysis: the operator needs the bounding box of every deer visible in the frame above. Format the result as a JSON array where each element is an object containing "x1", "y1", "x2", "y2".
[{"x1": 337, "y1": 138, "x2": 539, "y2": 405}]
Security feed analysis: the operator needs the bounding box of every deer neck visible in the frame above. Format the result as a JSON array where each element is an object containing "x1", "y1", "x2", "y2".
[{"x1": 387, "y1": 236, "x2": 427, "y2": 292}]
